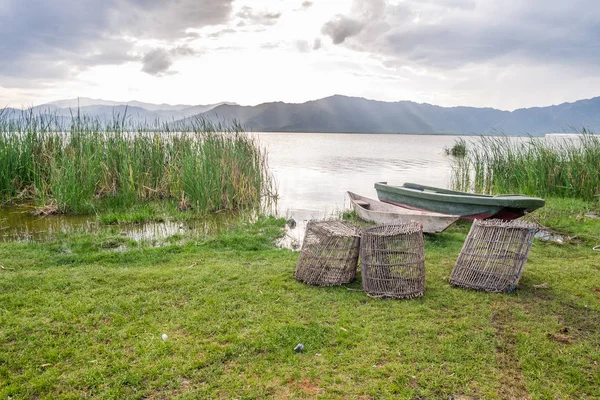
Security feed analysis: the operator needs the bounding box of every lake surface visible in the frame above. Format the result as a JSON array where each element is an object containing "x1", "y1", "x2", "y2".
[
  {"x1": 256, "y1": 133, "x2": 460, "y2": 219},
  {"x1": 0, "y1": 133, "x2": 462, "y2": 243},
  {"x1": 256, "y1": 133, "x2": 461, "y2": 247}
]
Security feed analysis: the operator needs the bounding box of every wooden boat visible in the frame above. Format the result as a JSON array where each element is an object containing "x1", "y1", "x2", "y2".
[
  {"x1": 347, "y1": 191, "x2": 459, "y2": 233},
  {"x1": 374, "y1": 182, "x2": 545, "y2": 220}
]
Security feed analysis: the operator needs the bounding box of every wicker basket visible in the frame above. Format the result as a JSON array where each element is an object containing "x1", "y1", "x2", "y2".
[
  {"x1": 295, "y1": 221, "x2": 360, "y2": 286},
  {"x1": 450, "y1": 219, "x2": 537, "y2": 292},
  {"x1": 360, "y1": 222, "x2": 425, "y2": 299}
]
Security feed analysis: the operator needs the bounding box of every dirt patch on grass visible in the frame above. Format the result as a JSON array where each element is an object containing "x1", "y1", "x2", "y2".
[
  {"x1": 269, "y1": 378, "x2": 324, "y2": 398},
  {"x1": 548, "y1": 332, "x2": 575, "y2": 344},
  {"x1": 491, "y1": 304, "x2": 531, "y2": 400},
  {"x1": 521, "y1": 287, "x2": 600, "y2": 338},
  {"x1": 293, "y1": 378, "x2": 324, "y2": 395},
  {"x1": 548, "y1": 327, "x2": 575, "y2": 344},
  {"x1": 556, "y1": 303, "x2": 600, "y2": 337}
]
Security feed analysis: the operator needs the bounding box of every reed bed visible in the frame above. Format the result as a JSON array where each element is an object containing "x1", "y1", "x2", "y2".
[
  {"x1": 0, "y1": 109, "x2": 275, "y2": 214},
  {"x1": 452, "y1": 131, "x2": 600, "y2": 201}
]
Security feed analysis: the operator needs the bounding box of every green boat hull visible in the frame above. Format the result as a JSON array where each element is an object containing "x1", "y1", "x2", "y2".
[{"x1": 375, "y1": 182, "x2": 545, "y2": 220}]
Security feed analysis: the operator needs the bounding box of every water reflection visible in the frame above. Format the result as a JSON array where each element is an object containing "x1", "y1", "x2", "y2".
[
  {"x1": 0, "y1": 207, "x2": 94, "y2": 241},
  {"x1": 256, "y1": 132, "x2": 461, "y2": 220},
  {"x1": 0, "y1": 206, "x2": 238, "y2": 244}
]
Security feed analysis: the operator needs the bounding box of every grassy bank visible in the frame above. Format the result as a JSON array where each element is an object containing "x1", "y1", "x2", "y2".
[
  {"x1": 451, "y1": 132, "x2": 600, "y2": 201},
  {"x1": 1, "y1": 201, "x2": 599, "y2": 399},
  {"x1": 0, "y1": 111, "x2": 274, "y2": 214}
]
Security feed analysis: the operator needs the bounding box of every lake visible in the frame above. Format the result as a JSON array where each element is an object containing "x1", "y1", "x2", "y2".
[
  {"x1": 257, "y1": 133, "x2": 461, "y2": 219},
  {"x1": 0, "y1": 133, "x2": 462, "y2": 243}
]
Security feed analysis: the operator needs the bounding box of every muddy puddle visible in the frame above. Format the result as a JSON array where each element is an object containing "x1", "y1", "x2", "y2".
[
  {"x1": 534, "y1": 229, "x2": 570, "y2": 244},
  {"x1": 0, "y1": 205, "x2": 310, "y2": 250},
  {"x1": 0, "y1": 207, "x2": 237, "y2": 244}
]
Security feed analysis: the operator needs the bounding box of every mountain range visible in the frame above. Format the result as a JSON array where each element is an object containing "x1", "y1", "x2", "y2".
[
  {"x1": 3, "y1": 97, "x2": 236, "y2": 124},
  {"x1": 4, "y1": 95, "x2": 600, "y2": 135}
]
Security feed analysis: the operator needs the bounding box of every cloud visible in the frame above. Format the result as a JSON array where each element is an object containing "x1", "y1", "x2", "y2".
[
  {"x1": 141, "y1": 49, "x2": 173, "y2": 76},
  {"x1": 112, "y1": 0, "x2": 233, "y2": 39},
  {"x1": 294, "y1": 38, "x2": 322, "y2": 53},
  {"x1": 208, "y1": 28, "x2": 237, "y2": 38},
  {"x1": 0, "y1": 0, "x2": 233, "y2": 84},
  {"x1": 321, "y1": 16, "x2": 364, "y2": 44},
  {"x1": 236, "y1": 6, "x2": 281, "y2": 26},
  {"x1": 322, "y1": 0, "x2": 600, "y2": 71},
  {"x1": 261, "y1": 42, "x2": 282, "y2": 50},
  {"x1": 301, "y1": 1, "x2": 313, "y2": 9},
  {"x1": 140, "y1": 46, "x2": 199, "y2": 76},
  {"x1": 170, "y1": 45, "x2": 198, "y2": 57},
  {"x1": 313, "y1": 38, "x2": 322, "y2": 50},
  {"x1": 295, "y1": 40, "x2": 310, "y2": 53}
]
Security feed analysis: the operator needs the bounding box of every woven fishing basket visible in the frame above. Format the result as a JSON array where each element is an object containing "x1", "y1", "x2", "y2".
[
  {"x1": 450, "y1": 219, "x2": 538, "y2": 292},
  {"x1": 295, "y1": 220, "x2": 360, "y2": 286},
  {"x1": 360, "y1": 222, "x2": 425, "y2": 299}
]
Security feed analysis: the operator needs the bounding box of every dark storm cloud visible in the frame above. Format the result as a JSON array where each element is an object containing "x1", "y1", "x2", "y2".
[
  {"x1": 0, "y1": 0, "x2": 233, "y2": 82},
  {"x1": 323, "y1": 0, "x2": 600, "y2": 70}
]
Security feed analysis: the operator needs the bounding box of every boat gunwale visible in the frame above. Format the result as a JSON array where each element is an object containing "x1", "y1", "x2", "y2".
[
  {"x1": 375, "y1": 182, "x2": 545, "y2": 208},
  {"x1": 347, "y1": 191, "x2": 459, "y2": 219}
]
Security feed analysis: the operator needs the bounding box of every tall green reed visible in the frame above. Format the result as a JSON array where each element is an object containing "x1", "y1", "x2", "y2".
[
  {"x1": 452, "y1": 130, "x2": 600, "y2": 201},
  {"x1": 0, "y1": 109, "x2": 275, "y2": 214}
]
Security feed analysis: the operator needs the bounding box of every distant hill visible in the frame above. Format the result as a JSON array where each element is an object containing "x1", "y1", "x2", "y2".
[
  {"x1": 189, "y1": 95, "x2": 600, "y2": 135},
  {"x1": 3, "y1": 95, "x2": 600, "y2": 135},
  {"x1": 191, "y1": 95, "x2": 509, "y2": 134},
  {"x1": 3, "y1": 98, "x2": 236, "y2": 125},
  {"x1": 46, "y1": 97, "x2": 192, "y2": 111}
]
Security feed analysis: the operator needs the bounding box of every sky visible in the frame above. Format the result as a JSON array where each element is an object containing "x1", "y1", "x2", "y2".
[{"x1": 1, "y1": 0, "x2": 599, "y2": 110}]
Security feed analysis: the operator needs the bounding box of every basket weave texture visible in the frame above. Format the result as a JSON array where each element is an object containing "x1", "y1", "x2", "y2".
[
  {"x1": 450, "y1": 219, "x2": 537, "y2": 292},
  {"x1": 360, "y1": 222, "x2": 425, "y2": 299},
  {"x1": 295, "y1": 221, "x2": 360, "y2": 286}
]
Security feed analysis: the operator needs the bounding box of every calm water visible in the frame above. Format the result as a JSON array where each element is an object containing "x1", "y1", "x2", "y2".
[
  {"x1": 0, "y1": 133, "x2": 461, "y2": 243},
  {"x1": 254, "y1": 133, "x2": 461, "y2": 247},
  {"x1": 256, "y1": 133, "x2": 460, "y2": 219}
]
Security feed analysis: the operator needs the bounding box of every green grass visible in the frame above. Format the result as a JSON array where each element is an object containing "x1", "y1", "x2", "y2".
[
  {"x1": 96, "y1": 202, "x2": 201, "y2": 225},
  {"x1": 444, "y1": 138, "x2": 467, "y2": 157},
  {"x1": 0, "y1": 110, "x2": 274, "y2": 214},
  {"x1": 1, "y1": 205, "x2": 599, "y2": 399},
  {"x1": 523, "y1": 197, "x2": 600, "y2": 244},
  {"x1": 452, "y1": 131, "x2": 600, "y2": 201}
]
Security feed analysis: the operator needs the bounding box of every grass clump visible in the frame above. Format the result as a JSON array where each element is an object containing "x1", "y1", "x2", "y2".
[
  {"x1": 444, "y1": 138, "x2": 467, "y2": 157},
  {"x1": 452, "y1": 130, "x2": 600, "y2": 201},
  {"x1": 0, "y1": 110, "x2": 275, "y2": 214},
  {"x1": 204, "y1": 215, "x2": 286, "y2": 251}
]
